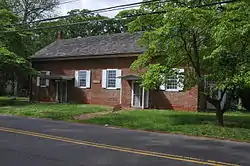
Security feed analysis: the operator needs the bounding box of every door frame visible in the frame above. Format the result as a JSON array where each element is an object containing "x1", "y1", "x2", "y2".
[
  {"x1": 131, "y1": 81, "x2": 149, "y2": 109},
  {"x1": 55, "y1": 80, "x2": 68, "y2": 103}
]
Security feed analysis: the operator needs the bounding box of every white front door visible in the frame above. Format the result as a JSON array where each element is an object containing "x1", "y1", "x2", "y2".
[{"x1": 132, "y1": 81, "x2": 149, "y2": 108}]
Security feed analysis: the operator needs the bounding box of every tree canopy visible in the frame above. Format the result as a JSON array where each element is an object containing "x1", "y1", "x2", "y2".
[{"x1": 129, "y1": 0, "x2": 250, "y2": 125}]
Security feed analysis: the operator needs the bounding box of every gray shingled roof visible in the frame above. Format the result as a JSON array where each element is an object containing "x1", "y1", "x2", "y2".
[{"x1": 32, "y1": 32, "x2": 144, "y2": 59}]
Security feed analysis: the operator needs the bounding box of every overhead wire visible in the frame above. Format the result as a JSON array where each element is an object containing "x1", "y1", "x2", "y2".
[
  {"x1": 58, "y1": 0, "x2": 80, "y2": 5},
  {"x1": 0, "y1": 0, "x2": 238, "y2": 33},
  {"x1": 3, "y1": 0, "x2": 161, "y2": 27}
]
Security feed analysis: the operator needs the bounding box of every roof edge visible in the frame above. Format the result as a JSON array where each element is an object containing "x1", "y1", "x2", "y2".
[{"x1": 31, "y1": 52, "x2": 142, "y2": 62}]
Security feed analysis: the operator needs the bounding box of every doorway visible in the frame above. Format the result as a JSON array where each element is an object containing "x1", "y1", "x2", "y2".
[
  {"x1": 131, "y1": 81, "x2": 149, "y2": 108},
  {"x1": 56, "y1": 80, "x2": 68, "y2": 103}
]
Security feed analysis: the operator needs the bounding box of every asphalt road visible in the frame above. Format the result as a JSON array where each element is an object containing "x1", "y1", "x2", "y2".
[{"x1": 0, "y1": 115, "x2": 250, "y2": 166}]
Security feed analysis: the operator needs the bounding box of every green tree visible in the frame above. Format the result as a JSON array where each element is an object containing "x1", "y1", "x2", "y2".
[
  {"x1": 0, "y1": 0, "x2": 59, "y2": 23},
  {"x1": 129, "y1": 1, "x2": 250, "y2": 126},
  {"x1": 0, "y1": 9, "x2": 33, "y2": 95},
  {"x1": 31, "y1": 9, "x2": 132, "y2": 54}
]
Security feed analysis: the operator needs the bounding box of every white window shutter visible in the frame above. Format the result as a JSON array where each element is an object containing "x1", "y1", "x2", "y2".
[
  {"x1": 75, "y1": 70, "x2": 79, "y2": 87},
  {"x1": 159, "y1": 84, "x2": 166, "y2": 90},
  {"x1": 116, "y1": 69, "x2": 122, "y2": 89},
  {"x1": 159, "y1": 74, "x2": 166, "y2": 90},
  {"x1": 86, "y1": 70, "x2": 91, "y2": 88},
  {"x1": 46, "y1": 71, "x2": 50, "y2": 87},
  {"x1": 36, "y1": 77, "x2": 40, "y2": 86},
  {"x1": 177, "y1": 69, "x2": 185, "y2": 91},
  {"x1": 102, "y1": 70, "x2": 107, "y2": 88}
]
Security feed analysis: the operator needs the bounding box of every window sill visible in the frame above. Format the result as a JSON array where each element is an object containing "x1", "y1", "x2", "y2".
[
  {"x1": 106, "y1": 87, "x2": 119, "y2": 90},
  {"x1": 79, "y1": 86, "x2": 89, "y2": 89},
  {"x1": 165, "y1": 89, "x2": 179, "y2": 92}
]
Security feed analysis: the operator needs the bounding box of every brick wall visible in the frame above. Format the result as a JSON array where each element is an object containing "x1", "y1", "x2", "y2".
[{"x1": 32, "y1": 56, "x2": 198, "y2": 111}]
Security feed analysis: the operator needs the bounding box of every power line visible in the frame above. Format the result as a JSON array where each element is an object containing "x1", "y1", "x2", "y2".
[
  {"x1": 0, "y1": 0, "x2": 238, "y2": 33},
  {"x1": 58, "y1": 0, "x2": 80, "y2": 5},
  {"x1": 3, "y1": 0, "x2": 161, "y2": 27}
]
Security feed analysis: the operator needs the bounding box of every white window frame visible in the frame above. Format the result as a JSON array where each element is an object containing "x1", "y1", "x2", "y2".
[
  {"x1": 39, "y1": 71, "x2": 50, "y2": 88},
  {"x1": 75, "y1": 70, "x2": 91, "y2": 89},
  {"x1": 160, "y1": 68, "x2": 184, "y2": 92},
  {"x1": 102, "y1": 69, "x2": 121, "y2": 90},
  {"x1": 78, "y1": 70, "x2": 87, "y2": 88},
  {"x1": 165, "y1": 74, "x2": 179, "y2": 92},
  {"x1": 106, "y1": 69, "x2": 117, "y2": 89}
]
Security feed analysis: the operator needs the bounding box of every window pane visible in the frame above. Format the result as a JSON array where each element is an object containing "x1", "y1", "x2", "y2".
[
  {"x1": 40, "y1": 71, "x2": 47, "y2": 86},
  {"x1": 166, "y1": 75, "x2": 178, "y2": 90},
  {"x1": 79, "y1": 70, "x2": 87, "y2": 87},
  {"x1": 107, "y1": 70, "x2": 116, "y2": 88}
]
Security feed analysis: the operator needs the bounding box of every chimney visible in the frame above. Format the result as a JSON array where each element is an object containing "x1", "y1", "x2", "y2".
[{"x1": 57, "y1": 31, "x2": 61, "y2": 40}]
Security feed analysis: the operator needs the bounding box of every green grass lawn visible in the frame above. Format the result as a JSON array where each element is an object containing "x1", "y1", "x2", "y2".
[
  {"x1": 0, "y1": 103, "x2": 110, "y2": 121},
  {"x1": 0, "y1": 96, "x2": 28, "y2": 101},
  {"x1": 83, "y1": 110, "x2": 250, "y2": 142}
]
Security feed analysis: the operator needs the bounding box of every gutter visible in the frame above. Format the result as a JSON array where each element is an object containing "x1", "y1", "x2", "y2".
[{"x1": 30, "y1": 52, "x2": 143, "y2": 62}]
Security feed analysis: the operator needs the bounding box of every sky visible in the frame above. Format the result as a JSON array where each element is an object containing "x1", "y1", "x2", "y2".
[{"x1": 57, "y1": 0, "x2": 142, "y2": 18}]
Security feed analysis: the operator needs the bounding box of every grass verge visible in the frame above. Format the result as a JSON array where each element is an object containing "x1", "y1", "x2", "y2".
[
  {"x1": 83, "y1": 110, "x2": 250, "y2": 142},
  {"x1": 0, "y1": 102, "x2": 110, "y2": 121}
]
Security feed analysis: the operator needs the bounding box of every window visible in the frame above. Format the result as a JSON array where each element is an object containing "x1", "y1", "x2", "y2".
[
  {"x1": 166, "y1": 75, "x2": 178, "y2": 90},
  {"x1": 40, "y1": 71, "x2": 47, "y2": 87},
  {"x1": 159, "y1": 68, "x2": 184, "y2": 92},
  {"x1": 38, "y1": 71, "x2": 50, "y2": 87},
  {"x1": 75, "y1": 70, "x2": 91, "y2": 88},
  {"x1": 107, "y1": 70, "x2": 117, "y2": 88},
  {"x1": 79, "y1": 70, "x2": 87, "y2": 87},
  {"x1": 102, "y1": 69, "x2": 121, "y2": 89}
]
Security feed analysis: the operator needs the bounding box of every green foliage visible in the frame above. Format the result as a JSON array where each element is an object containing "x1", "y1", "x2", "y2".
[
  {"x1": 130, "y1": 6, "x2": 217, "y2": 88},
  {"x1": 1, "y1": 0, "x2": 59, "y2": 23},
  {"x1": 0, "y1": 9, "x2": 34, "y2": 94},
  {"x1": 208, "y1": 1, "x2": 250, "y2": 90},
  {"x1": 30, "y1": 9, "x2": 130, "y2": 54},
  {"x1": 130, "y1": 0, "x2": 250, "y2": 102}
]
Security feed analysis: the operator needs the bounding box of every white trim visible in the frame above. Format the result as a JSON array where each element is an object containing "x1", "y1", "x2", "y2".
[
  {"x1": 86, "y1": 70, "x2": 91, "y2": 89},
  {"x1": 106, "y1": 87, "x2": 118, "y2": 90},
  {"x1": 102, "y1": 70, "x2": 107, "y2": 88},
  {"x1": 75, "y1": 70, "x2": 79, "y2": 87},
  {"x1": 131, "y1": 81, "x2": 149, "y2": 109},
  {"x1": 36, "y1": 77, "x2": 40, "y2": 86},
  {"x1": 142, "y1": 87, "x2": 145, "y2": 109},
  {"x1": 165, "y1": 89, "x2": 179, "y2": 92},
  {"x1": 177, "y1": 68, "x2": 184, "y2": 91},
  {"x1": 116, "y1": 69, "x2": 122, "y2": 89},
  {"x1": 45, "y1": 71, "x2": 50, "y2": 87}
]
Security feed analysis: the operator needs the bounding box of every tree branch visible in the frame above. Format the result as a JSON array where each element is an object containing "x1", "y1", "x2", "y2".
[
  {"x1": 179, "y1": 27, "x2": 199, "y2": 75},
  {"x1": 192, "y1": 31, "x2": 201, "y2": 77}
]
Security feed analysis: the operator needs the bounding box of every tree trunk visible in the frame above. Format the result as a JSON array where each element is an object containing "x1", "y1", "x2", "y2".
[
  {"x1": 197, "y1": 80, "x2": 206, "y2": 112},
  {"x1": 216, "y1": 108, "x2": 224, "y2": 126}
]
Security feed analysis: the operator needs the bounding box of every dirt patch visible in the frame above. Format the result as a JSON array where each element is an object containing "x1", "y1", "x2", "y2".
[
  {"x1": 75, "y1": 111, "x2": 112, "y2": 120},
  {"x1": 75, "y1": 109, "x2": 130, "y2": 120}
]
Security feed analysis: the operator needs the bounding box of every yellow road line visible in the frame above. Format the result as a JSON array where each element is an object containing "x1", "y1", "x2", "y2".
[{"x1": 0, "y1": 127, "x2": 239, "y2": 166}]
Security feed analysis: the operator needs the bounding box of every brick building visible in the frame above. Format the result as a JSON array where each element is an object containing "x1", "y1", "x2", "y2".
[{"x1": 31, "y1": 32, "x2": 198, "y2": 111}]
